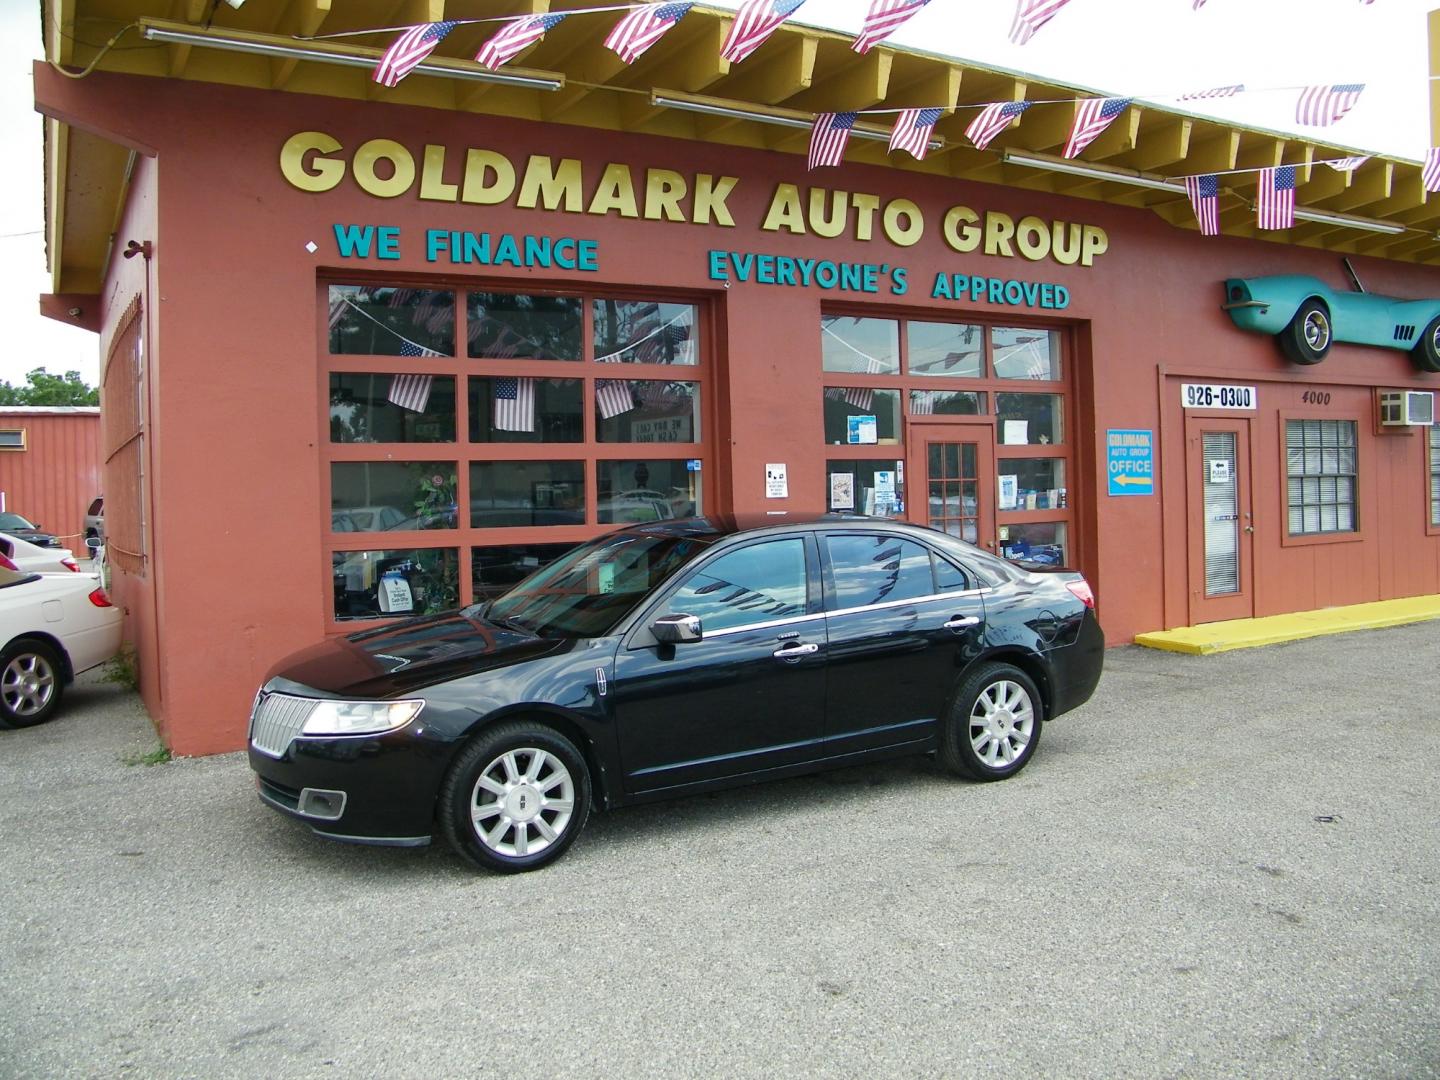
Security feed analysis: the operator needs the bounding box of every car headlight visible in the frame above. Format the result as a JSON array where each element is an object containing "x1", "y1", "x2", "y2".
[{"x1": 301, "y1": 699, "x2": 425, "y2": 737}]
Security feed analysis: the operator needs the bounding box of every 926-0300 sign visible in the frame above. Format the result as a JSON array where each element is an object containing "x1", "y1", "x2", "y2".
[{"x1": 1181, "y1": 383, "x2": 1256, "y2": 410}]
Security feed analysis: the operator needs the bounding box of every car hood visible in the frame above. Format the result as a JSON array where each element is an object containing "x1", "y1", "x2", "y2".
[{"x1": 265, "y1": 610, "x2": 571, "y2": 698}]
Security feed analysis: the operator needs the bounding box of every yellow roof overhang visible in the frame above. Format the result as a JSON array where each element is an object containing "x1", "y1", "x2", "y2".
[{"x1": 40, "y1": 0, "x2": 1440, "y2": 292}]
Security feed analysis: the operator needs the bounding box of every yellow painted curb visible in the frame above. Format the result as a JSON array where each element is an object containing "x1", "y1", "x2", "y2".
[{"x1": 1134, "y1": 595, "x2": 1440, "y2": 654}]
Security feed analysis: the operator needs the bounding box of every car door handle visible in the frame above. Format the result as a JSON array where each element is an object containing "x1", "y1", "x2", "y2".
[
  {"x1": 943, "y1": 616, "x2": 980, "y2": 630},
  {"x1": 772, "y1": 642, "x2": 820, "y2": 660}
]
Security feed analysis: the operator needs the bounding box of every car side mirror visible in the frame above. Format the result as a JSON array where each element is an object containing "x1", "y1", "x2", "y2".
[
  {"x1": 86, "y1": 537, "x2": 102, "y2": 551},
  {"x1": 651, "y1": 613, "x2": 702, "y2": 644}
]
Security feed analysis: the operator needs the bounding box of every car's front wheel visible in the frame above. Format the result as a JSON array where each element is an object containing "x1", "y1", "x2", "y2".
[
  {"x1": 1412, "y1": 316, "x2": 1440, "y2": 373},
  {"x1": 1277, "y1": 299, "x2": 1332, "y2": 365},
  {"x1": 0, "y1": 638, "x2": 65, "y2": 729},
  {"x1": 439, "y1": 722, "x2": 592, "y2": 873},
  {"x1": 939, "y1": 662, "x2": 1043, "y2": 781}
]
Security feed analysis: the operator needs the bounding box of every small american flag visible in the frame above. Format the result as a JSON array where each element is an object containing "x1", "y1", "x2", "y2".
[
  {"x1": 604, "y1": 3, "x2": 693, "y2": 64},
  {"x1": 373, "y1": 21, "x2": 459, "y2": 87},
  {"x1": 638, "y1": 323, "x2": 693, "y2": 365},
  {"x1": 388, "y1": 373, "x2": 434, "y2": 413},
  {"x1": 1184, "y1": 174, "x2": 1220, "y2": 236},
  {"x1": 1178, "y1": 84, "x2": 1244, "y2": 101},
  {"x1": 966, "y1": 100, "x2": 1032, "y2": 151},
  {"x1": 328, "y1": 295, "x2": 349, "y2": 330},
  {"x1": 1009, "y1": 0, "x2": 1073, "y2": 45},
  {"x1": 1257, "y1": 166, "x2": 1297, "y2": 230},
  {"x1": 475, "y1": 12, "x2": 568, "y2": 70},
  {"x1": 843, "y1": 386, "x2": 875, "y2": 411},
  {"x1": 1295, "y1": 84, "x2": 1365, "y2": 127},
  {"x1": 596, "y1": 380, "x2": 636, "y2": 420},
  {"x1": 809, "y1": 112, "x2": 858, "y2": 170},
  {"x1": 1192, "y1": 0, "x2": 1206, "y2": 8},
  {"x1": 492, "y1": 376, "x2": 535, "y2": 433},
  {"x1": 852, "y1": 0, "x2": 930, "y2": 54},
  {"x1": 720, "y1": 0, "x2": 807, "y2": 64},
  {"x1": 889, "y1": 107, "x2": 944, "y2": 161},
  {"x1": 1423, "y1": 148, "x2": 1440, "y2": 194},
  {"x1": 1063, "y1": 97, "x2": 1132, "y2": 160},
  {"x1": 910, "y1": 392, "x2": 934, "y2": 416},
  {"x1": 1324, "y1": 156, "x2": 1370, "y2": 172}
]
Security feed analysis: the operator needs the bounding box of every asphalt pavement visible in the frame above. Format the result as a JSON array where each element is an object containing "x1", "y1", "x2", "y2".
[{"x1": 2, "y1": 623, "x2": 1438, "y2": 1079}]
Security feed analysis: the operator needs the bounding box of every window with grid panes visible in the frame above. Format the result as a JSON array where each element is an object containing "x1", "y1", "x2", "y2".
[
  {"x1": 1430, "y1": 425, "x2": 1440, "y2": 527},
  {"x1": 1286, "y1": 419, "x2": 1357, "y2": 535},
  {"x1": 820, "y1": 313, "x2": 1070, "y2": 564},
  {"x1": 324, "y1": 285, "x2": 706, "y2": 621}
]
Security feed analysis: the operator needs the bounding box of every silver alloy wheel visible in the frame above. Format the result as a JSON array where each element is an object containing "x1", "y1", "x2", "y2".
[
  {"x1": 470, "y1": 747, "x2": 575, "y2": 858},
  {"x1": 969, "y1": 679, "x2": 1035, "y2": 768},
  {"x1": 1431, "y1": 323, "x2": 1440, "y2": 354},
  {"x1": 1302, "y1": 309, "x2": 1331, "y2": 352},
  {"x1": 2, "y1": 651, "x2": 56, "y2": 718}
]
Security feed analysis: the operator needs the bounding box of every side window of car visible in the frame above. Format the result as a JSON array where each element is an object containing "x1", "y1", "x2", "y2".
[
  {"x1": 662, "y1": 538, "x2": 809, "y2": 634},
  {"x1": 933, "y1": 553, "x2": 970, "y2": 593},
  {"x1": 826, "y1": 534, "x2": 936, "y2": 608}
]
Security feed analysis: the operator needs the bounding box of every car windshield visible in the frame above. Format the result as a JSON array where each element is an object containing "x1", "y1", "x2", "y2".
[
  {"x1": 0, "y1": 514, "x2": 36, "y2": 531},
  {"x1": 485, "y1": 531, "x2": 713, "y2": 639}
]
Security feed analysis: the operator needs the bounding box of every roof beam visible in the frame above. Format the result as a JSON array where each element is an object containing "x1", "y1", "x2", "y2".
[
  {"x1": 791, "y1": 47, "x2": 890, "y2": 112},
  {"x1": 1324, "y1": 161, "x2": 1394, "y2": 211},
  {"x1": 1182, "y1": 131, "x2": 1240, "y2": 174},
  {"x1": 698, "y1": 35, "x2": 816, "y2": 139},
  {"x1": 1128, "y1": 117, "x2": 1190, "y2": 171},
  {"x1": 270, "y1": 0, "x2": 334, "y2": 89}
]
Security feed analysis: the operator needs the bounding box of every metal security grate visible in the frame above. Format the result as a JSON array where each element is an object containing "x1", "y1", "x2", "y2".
[
  {"x1": 1203, "y1": 432, "x2": 1239, "y2": 597},
  {"x1": 248, "y1": 693, "x2": 317, "y2": 759}
]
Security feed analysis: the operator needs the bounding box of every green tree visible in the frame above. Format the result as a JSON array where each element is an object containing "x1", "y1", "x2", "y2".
[{"x1": 0, "y1": 368, "x2": 99, "y2": 406}]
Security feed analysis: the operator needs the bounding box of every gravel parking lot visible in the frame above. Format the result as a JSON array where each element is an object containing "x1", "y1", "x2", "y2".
[{"x1": 2, "y1": 623, "x2": 1438, "y2": 1079}]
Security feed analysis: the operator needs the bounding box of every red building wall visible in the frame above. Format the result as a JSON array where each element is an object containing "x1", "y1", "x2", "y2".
[
  {"x1": 36, "y1": 65, "x2": 1440, "y2": 755},
  {"x1": 0, "y1": 408, "x2": 100, "y2": 552}
]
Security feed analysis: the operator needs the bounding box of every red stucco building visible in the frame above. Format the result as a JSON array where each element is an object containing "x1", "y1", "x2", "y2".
[{"x1": 36, "y1": 4, "x2": 1440, "y2": 754}]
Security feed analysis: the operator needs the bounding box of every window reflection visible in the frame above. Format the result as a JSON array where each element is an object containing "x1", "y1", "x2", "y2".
[
  {"x1": 331, "y1": 463, "x2": 457, "y2": 531},
  {"x1": 330, "y1": 374, "x2": 455, "y2": 443},
  {"x1": 992, "y1": 328, "x2": 1062, "y2": 380},
  {"x1": 908, "y1": 322, "x2": 982, "y2": 378},
  {"x1": 467, "y1": 293, "x2": 582, "y2": 360},
  {"x1": 661, "y1": 539, "x2": 808, "y2": 633},
  {"x1": 469, "y1": 377, "x2": 583, "y2": 443},
  {"x1": 596, "y1": 381, "x2": 700, "y2": 442},
  {"x1": 470, "y1": 462, "x2": 585, "y2": 527},
  {"x1": 331, "y1": 547, "x2": 458, "y2": 620},
  {"x1": 821, "y1": 316, "x2": 900, "y2": 374},
  {"x1": 826, "y1": 535, "x2": 934, "y2": 607},
  {"x1": 329, "y1": 286, "x2": 455, "y2": 356},
  {"x1": 597, "y1": 459, "x2": 701, "y2": 523},
  {"x1": 593, "y1": 300, "x2": 698, "y2": 365}
]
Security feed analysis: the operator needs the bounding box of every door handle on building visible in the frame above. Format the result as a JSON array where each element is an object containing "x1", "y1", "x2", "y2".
[
  {"x1": 1243, "y1": 525, "x2": 1255, "y2": 533},
  {"x1": 943, "y1": 615, "x2": 980, "y2": 630},
  {"x1": 772, "y1": 641, "x2": 819, "y2": 660}
]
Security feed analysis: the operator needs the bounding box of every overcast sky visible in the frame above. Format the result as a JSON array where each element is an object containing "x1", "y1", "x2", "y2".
[{"x1": 4, "y1": 0, "x2": 1433, "y2": 389}]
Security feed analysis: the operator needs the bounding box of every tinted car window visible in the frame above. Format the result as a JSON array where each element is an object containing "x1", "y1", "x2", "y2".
[
  {"x1": 826, "y1": 534, "x2": 935, "y2": 608},
  {"x1": 662, "y1": 539, "x2": 808, "y2": 634},
  {"x1": 934, "y1": 554, "x2": 970, "y2": 592}
]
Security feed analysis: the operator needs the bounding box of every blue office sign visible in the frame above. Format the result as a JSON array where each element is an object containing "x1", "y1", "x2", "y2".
[{"x1": 1106, "y1": 429, "x2": 1154, "y2": 496}]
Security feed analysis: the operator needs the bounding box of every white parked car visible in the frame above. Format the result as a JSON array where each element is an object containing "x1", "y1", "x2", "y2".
[
  {"x1": 0, "y1": 531, "x2": 78, "y2": 575},
  {"x1": 0, "y1": 564, "x2": 123, "y2": 728}
]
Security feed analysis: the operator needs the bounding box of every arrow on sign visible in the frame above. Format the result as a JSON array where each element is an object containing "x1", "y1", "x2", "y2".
[{"x1": 1111, "y1": 474, "x2": 1151, "y2": 487}]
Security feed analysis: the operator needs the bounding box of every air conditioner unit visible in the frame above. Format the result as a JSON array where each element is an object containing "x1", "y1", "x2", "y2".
[{"x1": 1379, "y1": 390, "x2": 1436, "y2": 426}]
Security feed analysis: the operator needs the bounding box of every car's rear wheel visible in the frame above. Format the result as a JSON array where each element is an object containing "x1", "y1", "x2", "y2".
[
  {"x1": 1412, "y1": 316, "x2": 1440, "y2": 373},
  {"x1": 1277, "y1": 299, "x2": 1332, "y2": 365},
  {"x1": 0, "y1": 639, "x2": 65, "y2": 729},
  {"x1": 439, "y1": 721, "x2": 591, "y2": 873},
  {"x1": 939, "y1": 662, "x2": 1043, "y2": 781}
]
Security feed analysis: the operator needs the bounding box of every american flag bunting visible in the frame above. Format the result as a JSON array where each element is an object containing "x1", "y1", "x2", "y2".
[
  {"x1": 966, "y1": 100, "x2": 1032, "y2": 151},
  {"x1": 852, "y1": 0, "x2": 930, "y2": 54},
  {"x1": 476, "y1": 13, "x2": 568, "y2": 70},
  {"x1": 1324, "y1": 156, "x2": 1370, "y2": 172},
  {"x1": 1178, "y1": 84, "x2": 1244, "y2": 101},
  {"x1": 1295, "y1": 84, "x2": 1365, "y2": 127},
  {"x1": 604, "y1": 3, "x2": 693, "y2": 64},
  {"x1": 720, "y1": 0, "x2": 807, "y2": 64},
  {"x1": 1257, "y1": 166, "x2": 1297, "y2": 230},
  {"x1": 1184, "y1": 174, "x2": 1220, "y2": 236},
  {"x1": 1062, "y1": 97, "x2": 1132, "y2": 159},
  {"x1": 809, "y1": 112, "x2": 858, "y2": 170},
  {"x1": 596, "y1": 380, "x2": 637, "y2": 420},
  {"x1": 1009, "y1": 0, "x2": 1073, "y2": 45},
  {"x1": 373, "y1": 21, "x2": 459, "y2": 87},
  {"x1": 388, "y1": 373, "x2": 434, "y2": 413},
  {"x1": 889, "y1": 107, "x2": 944, "y2": 161},
  {"x1": 492, "y1": 376, "x2": 536, "y2": 433},
  {"x1": 1423, "y1": 148, "x2": 1440, "y2": 194}
]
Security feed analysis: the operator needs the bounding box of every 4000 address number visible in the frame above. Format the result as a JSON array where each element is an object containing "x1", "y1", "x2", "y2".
[{"x1": 1181, "y1": 383, "x2": 1256, "y2": 410}]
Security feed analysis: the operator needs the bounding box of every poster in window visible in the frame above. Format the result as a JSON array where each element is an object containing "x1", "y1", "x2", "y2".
[{"x1": 830, "y1": 472, "x2": 855, "y2": 510}]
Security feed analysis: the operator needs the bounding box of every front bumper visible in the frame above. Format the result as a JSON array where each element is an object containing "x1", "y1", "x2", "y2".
[{"x1": 247, "y1": 726, "x2": 455, "y2": 845}]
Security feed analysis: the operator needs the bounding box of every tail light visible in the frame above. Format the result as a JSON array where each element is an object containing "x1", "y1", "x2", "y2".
[
  {"x1": 88, "y1": 588, "x2": 114, "y2": 608},
  {"x1": 61, "y1": 557, "x2": 79, "y2": 572},
  {"x1": 0, "y1": 554, "x2": 15, "y2": 571},
  {"x1": 1065, "y1": 579, "x2": 1096, "y2": 609}
]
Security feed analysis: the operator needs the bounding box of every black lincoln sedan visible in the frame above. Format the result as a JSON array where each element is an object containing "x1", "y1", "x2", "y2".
[{"x1": 249, "y1": 514, "x2": 1104, "y2": 873}]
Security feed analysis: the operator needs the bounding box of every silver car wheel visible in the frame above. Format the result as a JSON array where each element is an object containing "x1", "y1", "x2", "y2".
[
  {"x1": 969, "y1": 679, "x2": 1035, "y2": 767},
  {"x1": 2, "y1": 652, "x2": 56, "y2": 717},
  {"x1": 470, "y1": 747, "x2": 575, "y2": 858},
  {"x1": 1302, "y1": 309, "x2": 1331, "y2": 352}
]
